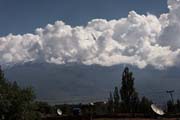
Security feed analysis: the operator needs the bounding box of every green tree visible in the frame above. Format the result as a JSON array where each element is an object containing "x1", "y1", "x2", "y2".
[
  {"x1": 0, "y1": 66, "x2": 40, "y2": 120},
  {"x1": 113, "y1": 86, "x2": 120, "y2": 113},
  {"x1": 176, "y1": 99, "x2": 180, "y2": 112},
  {"x1": 139, "y1": 96, "x2": 152, "y2": 114},
  {"x1": 120, "y1": 67, "x2": 139, "y2": 113},
  {"x1": 167, "y1": 100, "x2": 175, "y2": 113},
  {"x1": 107, "y1": 92, "x2": 114, "y2": 113},
  {"x1": 0, "y1": 66, "x2": 10, "y2": 119},
  {"x1": 36, "y1": 101, "x2": 53, "y2": 114},
  {"x1": 130, "y1": 92, "x2": 140, "y2": 113}
]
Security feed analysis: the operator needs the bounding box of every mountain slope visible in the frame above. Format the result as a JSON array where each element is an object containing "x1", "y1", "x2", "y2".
[{"x1": 4, "y1": 63, "x2": 180, "y2": 104}]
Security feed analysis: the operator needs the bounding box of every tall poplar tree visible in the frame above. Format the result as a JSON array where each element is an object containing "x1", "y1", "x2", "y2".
[{"x1": 120, "y1": 67, "x2": 139, "y2": 112}]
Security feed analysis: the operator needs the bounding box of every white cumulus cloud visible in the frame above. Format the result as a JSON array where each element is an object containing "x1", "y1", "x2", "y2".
[{"x1": 1, "y1": 0, "x2": 180, "y2": 69}]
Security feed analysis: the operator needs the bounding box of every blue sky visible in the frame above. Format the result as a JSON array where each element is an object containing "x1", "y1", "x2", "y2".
[{"x1": 0, "y1": 0, "x2": 168, "y2": 36}]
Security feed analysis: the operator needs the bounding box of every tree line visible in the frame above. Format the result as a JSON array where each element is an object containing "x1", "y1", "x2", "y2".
[{"x1": 107, "y1": 67, "x2": 152, "y2": 115}]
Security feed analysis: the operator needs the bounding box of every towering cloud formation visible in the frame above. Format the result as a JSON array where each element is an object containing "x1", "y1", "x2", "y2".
[{"x1": 1, "y1": 0, "x2": 180, "y2": 69}]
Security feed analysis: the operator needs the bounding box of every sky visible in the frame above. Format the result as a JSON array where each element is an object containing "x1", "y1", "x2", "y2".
[
  {"x1": 0, "y1": 0, "x2": 168, "y2": 36},
  {"x1": 1, "y1": 0, "x2": 180, "y2": 70}
]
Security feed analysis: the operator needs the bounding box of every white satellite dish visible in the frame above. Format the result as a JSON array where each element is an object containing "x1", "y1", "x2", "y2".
[
  {"x1": 90, "y1": 102, "x2": 94, "y2": 106},
  {"x1": 151, "y1": 104, "x2": 165, "y2": 116},
  {"x1": 57, "y1": 109, "x2": 62, "y2": 116}
]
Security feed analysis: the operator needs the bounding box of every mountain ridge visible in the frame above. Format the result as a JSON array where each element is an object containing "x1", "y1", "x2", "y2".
[{"x1": 4, "y1": 62, "x2": 180, "y2": 104}]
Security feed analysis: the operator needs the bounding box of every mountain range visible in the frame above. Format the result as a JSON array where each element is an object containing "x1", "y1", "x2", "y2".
[{"x1": 4, "y1": 62, "x2": 180, "y2": 104}]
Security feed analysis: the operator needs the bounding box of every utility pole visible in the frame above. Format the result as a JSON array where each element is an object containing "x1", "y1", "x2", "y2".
[
  {"x1": 89, "y1": 102, "x2": 94, "y2": 120},
  {"x1": 166, "y1": 90, "x2": 175, "y2": 104}
]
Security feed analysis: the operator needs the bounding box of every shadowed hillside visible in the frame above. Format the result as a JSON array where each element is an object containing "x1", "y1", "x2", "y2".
[{"x1": 4, "y1": 63, "x2": 180, "y2": 104}]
